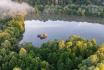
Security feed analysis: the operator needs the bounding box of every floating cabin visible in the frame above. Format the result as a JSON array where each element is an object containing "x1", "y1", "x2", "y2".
[{"x1": 37, "y1": 33, "x2": 48, "y2": 40}]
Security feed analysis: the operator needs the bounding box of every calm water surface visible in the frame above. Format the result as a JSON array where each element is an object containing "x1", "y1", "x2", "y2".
[{"x1": 20, "y1": 20, "x2": 104, "y2": 46}]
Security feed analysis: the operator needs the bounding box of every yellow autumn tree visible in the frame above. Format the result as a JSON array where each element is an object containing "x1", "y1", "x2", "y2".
[
  {"x1": 19, "y1": 48, "x2": 27, "y2": 57},
  {"x1": 13, "y1": 67, "x2": 22, "y2": 70}
]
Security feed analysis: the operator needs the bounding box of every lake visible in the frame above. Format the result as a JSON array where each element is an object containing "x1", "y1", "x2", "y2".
[{"x1": 20, "y1": 20, "x2": 104, "y2": 46}]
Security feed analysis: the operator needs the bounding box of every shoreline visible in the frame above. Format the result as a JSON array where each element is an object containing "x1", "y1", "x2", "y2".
[{"x1": 26, "y1": 14, "x2": 104, "y2": 24}]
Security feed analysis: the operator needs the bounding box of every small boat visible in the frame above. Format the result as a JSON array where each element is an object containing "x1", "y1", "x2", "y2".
[{"x1": 37, "y1": 33, "x2": 48, "y2": 40}]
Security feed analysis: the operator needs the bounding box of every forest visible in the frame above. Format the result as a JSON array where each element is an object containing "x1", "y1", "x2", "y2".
[
  {"x1": 0, "y1": 16, "x2": 103, "y2": 70},
  {"x1": 14, "y1": 0, "x2": 104, "y2": 17},
  {"x1": 0, "y1": 0, "x2": 104, "y2": 70}
]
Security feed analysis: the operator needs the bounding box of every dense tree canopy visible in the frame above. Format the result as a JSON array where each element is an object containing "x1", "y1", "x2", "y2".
[
  {"x1": 0, "y1": 4, "x2": 104, "y2": 69},
  {"x1": 0, "y1": 18, "x2": 101, "y2": 70},
  {"x1": 13, "y1": 0, "x2": 104, "y2": 17}
]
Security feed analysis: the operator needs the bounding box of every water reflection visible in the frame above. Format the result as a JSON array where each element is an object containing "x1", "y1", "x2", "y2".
[{"x1": 20, "y1": 20, "x2": 104, "y2": 46}]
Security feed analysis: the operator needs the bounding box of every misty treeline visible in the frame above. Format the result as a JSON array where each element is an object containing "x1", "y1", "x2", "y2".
[
  {"x1": 13, "y1": 0, "x2": 104, "y2": 17},
  {"x1": 0, "y1": 16, "x2": 104, "y2": 70},
  {"x1": 0, "y1": 0, "x2": 33, "y2": 19}
]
